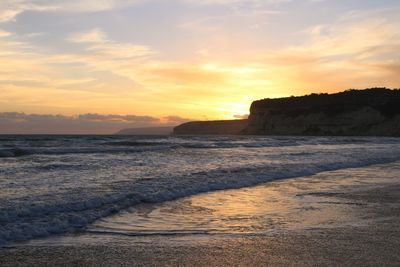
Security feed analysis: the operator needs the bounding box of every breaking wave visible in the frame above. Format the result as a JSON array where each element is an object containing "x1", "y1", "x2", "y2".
[{"x1": 1, "y1": 135, "x2": 400, "y2": 245}]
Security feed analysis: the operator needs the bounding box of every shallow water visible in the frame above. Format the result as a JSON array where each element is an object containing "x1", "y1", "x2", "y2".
[
  {"x1": 1, "y1": 135, "x2": 400, "y2": 245},
  {"x1": 26, "y1": 161, "x2": 400, "y2": 246}
]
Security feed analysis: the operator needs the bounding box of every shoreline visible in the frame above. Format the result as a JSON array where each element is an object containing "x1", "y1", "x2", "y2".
[{"x1": 1, "y1": 162, "x2": 400, "y2": 266}]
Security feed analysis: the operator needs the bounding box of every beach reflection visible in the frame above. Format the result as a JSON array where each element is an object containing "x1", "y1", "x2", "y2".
[
  {"x1": 88, "y1": 170, "x2": 367, "y2": 236},
  {"x1": 90, "y1": 185, "x2": 291, "y2": 235}
]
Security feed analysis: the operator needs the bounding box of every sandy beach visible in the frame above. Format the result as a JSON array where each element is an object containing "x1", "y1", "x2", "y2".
[{"x1": 1, "y1": 162, "x2": 400, "y2": 266}]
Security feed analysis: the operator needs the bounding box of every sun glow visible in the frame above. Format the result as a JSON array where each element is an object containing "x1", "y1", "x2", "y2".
[{"x1": 216, "y1": 102, "x2": 250, "y2": 120}]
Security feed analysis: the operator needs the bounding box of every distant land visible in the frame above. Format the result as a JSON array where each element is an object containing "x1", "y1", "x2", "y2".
[
  {"x1": 173, "y1": 88, "x2": 400, "y2": 136},
  {"x1": 115, "y1": 126, "x2": 174, "y2": 135}
]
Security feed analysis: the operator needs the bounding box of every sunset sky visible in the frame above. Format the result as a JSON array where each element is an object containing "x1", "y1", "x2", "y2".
[{"x1": 1, "y1": 0, "x2": 400, "y2": 133}]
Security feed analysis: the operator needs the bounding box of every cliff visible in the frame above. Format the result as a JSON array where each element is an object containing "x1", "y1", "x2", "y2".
[
  {"x1": 242, "y1": 88, "x2": 400, "y2": 136},
  {"x1": 173, "y1": 120, "x2": 248, "y2": 135}
]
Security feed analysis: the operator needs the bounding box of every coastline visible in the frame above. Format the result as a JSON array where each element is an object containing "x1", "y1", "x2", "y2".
[{"x1": 1, "y1": 162, "x2": 400, "y2": 266}]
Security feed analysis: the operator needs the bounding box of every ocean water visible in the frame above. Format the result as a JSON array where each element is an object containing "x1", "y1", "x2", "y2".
[{"x1": 1, "y1": 135, "x2": 400, "y2": 245}]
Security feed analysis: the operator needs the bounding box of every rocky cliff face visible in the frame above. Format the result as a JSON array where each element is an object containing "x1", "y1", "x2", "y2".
[
  {"x1": 173, "y1": 120, "x2": 248, "y2": 135},
  {"x1": 242, "y1": 88, "x2": 400, "y2": 136}
]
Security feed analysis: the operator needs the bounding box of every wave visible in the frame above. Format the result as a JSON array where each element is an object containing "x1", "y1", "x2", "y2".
[
  {"x1": 0, "y1": 148, "x2": 32, "y2": 157},
  {"x1": 86, "y1": 229, "x2": 213, "y2": 237},
  {"x1": 0, "y1": 145, "x2": 170, "y2": 158},
  {"x1": 1, "y1": 145, "x2": 400, "y2": 246},
  {"x1": 1, "y1": 136, "x2": 399, "y2": 158},
  {"x1": 103, "y1": 141, "x2": 166, "y2": 147}
]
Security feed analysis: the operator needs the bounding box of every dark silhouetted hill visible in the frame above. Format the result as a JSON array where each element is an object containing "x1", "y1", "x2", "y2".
[{"x1": 243, "y1": 88, "x2": 400, "y2": 136}]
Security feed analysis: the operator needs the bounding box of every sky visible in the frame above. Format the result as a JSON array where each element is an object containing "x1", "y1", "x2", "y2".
[{"x1": 0, "y1": 0, "x2": 400, "y2": 133}]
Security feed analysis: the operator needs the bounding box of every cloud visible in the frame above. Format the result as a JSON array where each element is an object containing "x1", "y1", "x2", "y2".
[
  {"x1": 0, "y1": 0, "x2": 290, "y2": 23},
  {"x1": 160, "y1": 115, "x2": 193, "y2": 125},
  {"x1": 0, "y1": 26, "x2": 154, "y2": 95},
  {"x1": 257, "y1": 8, "x2": 400, "y2": 94},
  {"x1": 87, "y1": 42, "x2": 154, "y2": 59},
  {"x1": 0, "y1": 29, "x2": 12, "y2": 37},
  {"x1": 182, "y1": 0, "x2": 291, "y2": 5},
  {"x1": 52, "y1": 0, "x2": 140, "y2": 12},
  {"x1": 0, "y1": 0, "x2": 141, "y2": 22},
  {"x1": 0, "y1": 0, "x2": 57, "y2": 22},
  {"x1": 0, "y1": 112, "x2": 191, "y2": 134},
  {"x1": 77, "y1": 113, "x2": 158, "y2": 123},
  {"x1": 233, "y1": 114, "x2": 249, "y2": 119},
  {"x1": 68, "y1": 28, "x2": 107, "y2": 43},
  {"x1": 68, "y1": 28, "x2": 154, "y2": 60},
  {"x1": 142, "y1": 63, "x2": 226, "y2": 84},
  {"x1": 63, "y1": 28, "x2": 155, "y2": 75}
]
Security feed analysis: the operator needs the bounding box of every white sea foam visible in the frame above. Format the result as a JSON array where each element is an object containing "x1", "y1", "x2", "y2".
[{"x1": 1, "y1": 136, "x2": 400, "y2": 245}]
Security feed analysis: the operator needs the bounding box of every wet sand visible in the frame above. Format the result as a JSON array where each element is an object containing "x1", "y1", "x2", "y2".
[{"x1": 1, "y1": 165, "x2": 400, "y2": 266}]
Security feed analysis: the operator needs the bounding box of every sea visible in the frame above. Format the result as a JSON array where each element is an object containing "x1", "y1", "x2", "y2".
[{"x1": 1, "y1": 135, "x2": 400, "y2": 246}]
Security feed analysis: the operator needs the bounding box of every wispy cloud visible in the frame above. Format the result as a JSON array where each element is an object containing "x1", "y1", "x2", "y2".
[
  {"x1": 260, "y1": 8, "x2": 400, "y2": 92},
  {"x1": 1, "y1": 0, "x2": 299, "y2": 16},
  {"x1": 0, "y1": 0, "x2": 56, "y2": 22},
  {"x1": 0, "y1": 0, "x2": 141, "y2": 22},
  {"x1": 182, "y1": 0, "x2": 291, "y2": 5},
  {"x1": 0, "y1": 29, "x2": 12, "y2": 37},
  {"x1": 67, "y1": 28, "x2": 154, "y2": 60},
  {"x1": 68, "y1": 28, "x2": 107, "y2": 43}
]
